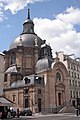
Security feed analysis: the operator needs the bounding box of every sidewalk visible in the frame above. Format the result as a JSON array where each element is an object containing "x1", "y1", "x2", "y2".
[{"x1": 20, "y1": 112, "x2": 77, "y2": 119}]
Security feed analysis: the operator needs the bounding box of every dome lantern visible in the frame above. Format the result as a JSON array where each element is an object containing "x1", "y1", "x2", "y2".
[{"x1": 22, "y1": 8, "x2": 34, "y2": 34}]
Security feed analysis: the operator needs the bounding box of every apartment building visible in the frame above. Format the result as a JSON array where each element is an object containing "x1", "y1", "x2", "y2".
[{"x1": 58, "y1": 51, "x2": 80, "y2": 107}]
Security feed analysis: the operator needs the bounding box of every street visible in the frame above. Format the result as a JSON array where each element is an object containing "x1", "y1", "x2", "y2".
[{"x1": 1, "y1": 113, "x2": 80, "y2": 120}]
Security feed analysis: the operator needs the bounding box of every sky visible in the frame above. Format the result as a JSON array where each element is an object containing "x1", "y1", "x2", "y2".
[{"x1": 0, "y1": 0, "x2": 80, "y2": 58}]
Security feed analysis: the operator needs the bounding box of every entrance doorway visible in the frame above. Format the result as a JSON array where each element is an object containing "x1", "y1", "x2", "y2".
[
  {"x1": 25, "y1": 98, "x2": 29, "y2": 108},
  {"x1": 72, "y1": 100, "x2": 75, "y2": 107},
  {"x1": 38, "y1": 98, "x2": 41, "y2": 112},
  {"x1": 58, "y1": 93, "x2": 61, "y2": 105}
]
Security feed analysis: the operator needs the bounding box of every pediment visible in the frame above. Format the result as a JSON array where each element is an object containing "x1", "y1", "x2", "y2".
[{"x1": 55, "y1": 81, "x2": 65, "y2": 88}]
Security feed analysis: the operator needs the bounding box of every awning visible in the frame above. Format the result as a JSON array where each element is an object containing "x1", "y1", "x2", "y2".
[
  {"x1": 0, "y1": 97, "x2": 13, "y2": 106},
  {"x1": 5, "y1": 66, "x2": 17, "y2": 74}
]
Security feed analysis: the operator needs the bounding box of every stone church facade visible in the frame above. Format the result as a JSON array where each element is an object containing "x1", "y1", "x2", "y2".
[{"x1": 3, "y1": 9, "x2": 69, "y2": 113}]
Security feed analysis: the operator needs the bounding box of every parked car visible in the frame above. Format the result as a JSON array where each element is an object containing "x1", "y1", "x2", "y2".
[
  {"x1": 19, "y1": 108, "x2": 32, "y2": 116},
  {"x1": 10, "y1": 109, "x2": 16, "y2": 117}
]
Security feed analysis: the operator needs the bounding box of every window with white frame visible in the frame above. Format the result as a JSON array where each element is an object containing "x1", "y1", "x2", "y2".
[
  {"x1": 73, "y1": 91, "x2": 75, "y2": 98},
  {"x1": 70, "y1": 91, "x2": 72, "y2": 98}
]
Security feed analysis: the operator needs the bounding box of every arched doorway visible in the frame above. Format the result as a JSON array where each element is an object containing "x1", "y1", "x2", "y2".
[{"x1": 55, "y1": 84, "x2": 65, "y2": 107}]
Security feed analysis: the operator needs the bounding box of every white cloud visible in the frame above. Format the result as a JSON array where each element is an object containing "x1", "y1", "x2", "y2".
[
  {"x1": 57, "y1": 6, "x2": 80, "y2": 25},
  {"x1": 27, "y1": 0, "x2": 48, "y2": 3},
  {"x1": 0, "y1": 0, "x2": 48, "y2": 14},
  {"x1": 34, "y1": 6, "x2": 80, "y2": 57},
  {"x1": 0, "y1": 0, "x2": 27, "y2": 14},
  {"x1": 0, "y1": 2, "x2": 7, "y2": 22},
  {"x1": 0, "y1": 0, "x2": 48, "y2": 21}
]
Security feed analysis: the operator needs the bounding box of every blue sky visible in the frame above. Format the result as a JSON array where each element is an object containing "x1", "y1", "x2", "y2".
[{"x1": 0, "y1": 0, "x2": 80, "y2": 57}]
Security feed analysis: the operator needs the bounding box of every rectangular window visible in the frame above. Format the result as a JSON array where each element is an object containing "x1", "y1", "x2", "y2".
[
  {"x1": 75, "y1": 81, "x2": 77, "y2": 86},
  {"x1": 11, "y1": 55, "x2": 16, "y2": 64},
  {"x1": 38, "y1": 89, "x2": 41, "y2": 94},
  {"x1": 74, "y1": 73, "x2": 76, "y2": 78},
  {"x1": 76, "y1": 91, "x2": 78, "y2": 98},
  {"x1": 77, "y1": 66, "x2": 78, "y2": 71},
  {"x1": 16, "y1": 75, "x2": 22, "y2": 80},
  {"x1": 70, "y1": 91, "x2": 72, "y2": 98},
  {"x1": 78, "y1": 73, "x2": 79, "y2": 79},
  {"x1": 72, "y1": 72, "x2": 73, "y2": 77},
  {"x1": 25, "y1": 89, "x2": 29, "y2": 94},
  {"x1": 69, "y1": 71, "x2": 70, "y2": 76},
  {"x1": 12, "y1": 95, "x2": 16, "y2": 102},
  {"x1": 4, "y1": 74, "x2": 7, "y2": 82},
  {"x1": 69, "y1": 80, "x2": 71, "y2": 86},
  {"x1": 72, "y1": 80, "x2": 75, "y2": 86},
  {"x1": 25, "y1": 98, "x2": 29, "y2": 108},
  {"x1": 73, "y1": 91, "x2": 75, "y2": 98},
  {"x1": 78, "y1": 82, "x2": 80, "y2": 87}
]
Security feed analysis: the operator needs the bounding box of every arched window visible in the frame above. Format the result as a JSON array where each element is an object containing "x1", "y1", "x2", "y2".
[{"x1": 56, "y1": 72, "x2": 61, "y2": 81}]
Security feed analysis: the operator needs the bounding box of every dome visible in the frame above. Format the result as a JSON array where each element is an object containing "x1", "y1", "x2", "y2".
[
  {"x1": 9, "y1": 8, "x2": 43, "y2": 50},
  {"x1": 36, "y1": 57, "x2": 54, "y2": 72},
  {"x1": 9, "y1": 33, "x2": 43, "y2": 50}
]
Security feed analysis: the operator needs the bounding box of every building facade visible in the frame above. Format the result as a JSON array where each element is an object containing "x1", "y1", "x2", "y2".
[
  {"x1": 3, "y1": 9, "x2": 70, "y2": 113},
  {"x1": 0, "y1": 52, "x2": 4, "y2": 96},
  {"x1": 58, "y1": 51, "x2": 80, "y2": 107}
]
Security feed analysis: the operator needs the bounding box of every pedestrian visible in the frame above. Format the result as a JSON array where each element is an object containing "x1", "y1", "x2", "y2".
[
  {"x1": 7, "y1": 108, "x2": 11, "y2": 118},
  {"x1": 17, "y1": 109, "x2": 19, "y2": 118}
]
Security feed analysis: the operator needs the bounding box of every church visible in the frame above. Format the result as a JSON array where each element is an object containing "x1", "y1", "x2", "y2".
[{"x1": 3, "y1": 8, "x2": 70, "y2": 113}]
